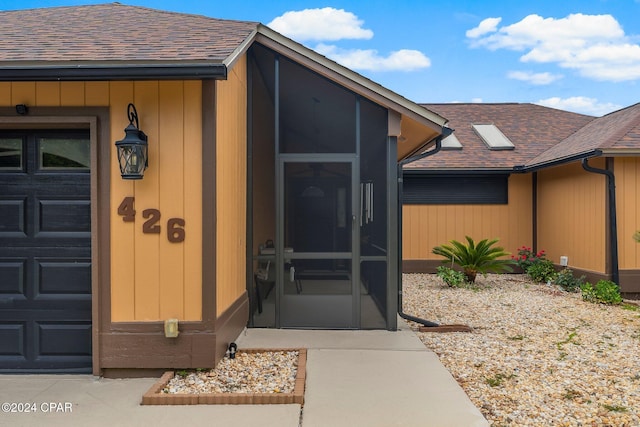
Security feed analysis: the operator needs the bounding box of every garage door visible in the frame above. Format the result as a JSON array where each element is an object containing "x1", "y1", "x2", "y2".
[{"x1": 0, "y1": 130, "x2": 92, "y2": 372}]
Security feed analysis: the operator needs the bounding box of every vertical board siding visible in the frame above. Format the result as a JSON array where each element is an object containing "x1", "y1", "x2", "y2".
[
  {"x1": 158, "y1": 81, "x2": 185, "y2": 319},
  {"x1": 616, "y1": 157, "x2": 640, "y2": 269},
  {"x1": 131, "y1": 81, "x2": 161, "y2": 320},
  {"x1": 182, "y1": 81, "x2": 203, "y2": 320},
  {"x1": 1, "y1": 81, "x2": 204, "y2": 322},
  {"x1": 109, "y1": 81, "x2": 137, "y2": 321},
  {"x1": 537, "y1": 161, "x2": 606, "y2": 272},
  {"x1": 0, "y1": 82, "x2": 10, "y2": 105},
  {"x1": 216, "y1": 56, "x2": 248, "y2": 315},
  {"x1": 35, "y1": 82, "x2": 61, "y2": 106},
  {"x1": 403, "y1": 173, "x2": 533, "y2": 260},
  {"x1": 10, "y1": 82, "x2": 36, "y2": 105}
]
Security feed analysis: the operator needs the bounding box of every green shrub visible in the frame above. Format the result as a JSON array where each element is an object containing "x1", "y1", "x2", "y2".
[
  {"x1": 526, "y1": 259, "x2": 556, "y2": 283},
  {"x1": 436, "y1": 266, "x2": 466, "y2": 287},
  {"x1": 554, "y1": 268, "x2": 585, "y2": 292},
  {"x1": 432, "y1": 236, "x2": 514, "y2": 283},
  {"x1": 580, "y1": 280, "x2": 622, "y2": 305}
]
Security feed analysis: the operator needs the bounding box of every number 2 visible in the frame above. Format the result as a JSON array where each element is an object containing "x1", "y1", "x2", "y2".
[{"x1": 142, "y1": 209, "x2": 161, "y2": 234}]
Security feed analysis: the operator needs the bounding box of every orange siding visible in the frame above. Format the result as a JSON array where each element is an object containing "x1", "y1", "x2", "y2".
[
  {"x1": 615, "y1": 157, "x2": 640, "y2": 269},
  {"x1": 0, "y1": 82, "x2": 10, "y2": 105},
  {"x1": 216, "y1": 56, "x2": 248, "y2": 315},
  {"x1": 35, "y1": 82, "x2": 61, "y2": 106},
  {"x1": 403, "y1": 173, "x2": 532, "y2": 260},
  {"x1": 1, "y1": 81, "x2": 204, "y2": 322},
  {"x1": 537, "y1": 161, "x2": 606, "y2": 273},
  {"x1": 110, "y1": 82, "x2": 203, "y2": 321},
  {"x1": 109, "y1": 82, "x2": 137, "y2": 321},
  {"x1": 183, "y1": 81, "x2": 203, "y2": 320},
  {"x1": 10, "y1": 82, "x2": 36, "y2": 105}
]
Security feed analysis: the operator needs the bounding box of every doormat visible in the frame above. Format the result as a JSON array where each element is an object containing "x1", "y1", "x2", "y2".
[{"x1": 141, "y1": 349, "x2": 306, "y2": 405}]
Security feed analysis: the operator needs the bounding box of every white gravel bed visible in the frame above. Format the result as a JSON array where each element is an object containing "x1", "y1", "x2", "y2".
[
  {"x1": 162, "y1": 350, "x2": 299, "y2": 394},
  {"x1": 403, "y1": 273, "x2": 640, "y2": 427}
]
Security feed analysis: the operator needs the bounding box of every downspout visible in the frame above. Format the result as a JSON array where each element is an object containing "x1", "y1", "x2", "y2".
[
  {"x1": 582, "y1": 155, "x2": 620, "y2": 285},
  {"x1": 396, "y1": 128, "x2": 451, "y2": 327}
]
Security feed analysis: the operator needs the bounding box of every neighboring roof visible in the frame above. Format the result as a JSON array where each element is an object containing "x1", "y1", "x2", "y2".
[
  {"x1": 0, "y1": 3, "x2": 449, "y2": 159},
  {"x1": 406, "y1": 103, "x2": 594, "y2": 171},
  {"x1": 526, "y1": 102, "x2": 640, "y2": 168}
]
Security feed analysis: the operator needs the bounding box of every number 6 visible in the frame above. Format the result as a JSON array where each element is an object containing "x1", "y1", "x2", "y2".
[{"x1": 167, "y1": 218, "x2": 186, "y2": 243}]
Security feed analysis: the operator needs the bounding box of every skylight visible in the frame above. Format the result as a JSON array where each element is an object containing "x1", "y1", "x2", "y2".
[
  {"x1": 472, "y1": 124, "x2": 514, "y2": 150},
  {"x1": 441, "y1": 133, "x2": 462, "y2": 150}
]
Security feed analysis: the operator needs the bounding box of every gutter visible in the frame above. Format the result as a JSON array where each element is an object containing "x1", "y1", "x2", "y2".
[
  {"x1": 513, "y1": 149, "x2": 600, "y2": 173},
  {"x1": 396, "y1": 129, "x2": 449, "y2": 328},
  {"x1": 0, "y1": 64, "x2": 227, "y2": 81},
  {"x1": 582, "y1": 155, "x2": 620, "y2": 286}
]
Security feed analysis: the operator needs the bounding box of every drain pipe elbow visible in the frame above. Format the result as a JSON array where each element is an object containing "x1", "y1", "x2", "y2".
[{"x1": 581, "y1": 156, "x2": 619, "y2": 286}]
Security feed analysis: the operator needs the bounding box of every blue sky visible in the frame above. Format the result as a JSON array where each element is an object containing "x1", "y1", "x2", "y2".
[{"x1": 2, "y1": 0, "x2": 640, "y2": 116}]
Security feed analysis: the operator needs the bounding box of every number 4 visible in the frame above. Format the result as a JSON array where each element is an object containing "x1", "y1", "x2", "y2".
[{"x1": 118, "y1": 196, "x2": 136, "y2": 222}]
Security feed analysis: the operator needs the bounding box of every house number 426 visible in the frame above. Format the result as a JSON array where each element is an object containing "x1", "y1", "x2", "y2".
[{"x1": 117, "y1": 196, "x2": 186, "y2": 243}]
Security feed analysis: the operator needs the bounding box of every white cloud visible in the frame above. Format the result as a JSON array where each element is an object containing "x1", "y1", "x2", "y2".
[
  {"x1": 268, "y1": 7, "x2": 373, "y2": 42},
  {"x1": 536, "y1": 96, "x2": 621, "y2": 116},
  {"x1": 467, "y1": 13, "x2": 640, "y2": 82},
  {"x1": 507, "y1": 70, "x2": 563, "y2": 85},
  {"x1": 471, "y1": 98, "x2": 483, "y2": 103},
  {"x1": 315, "y1": 44, "x2": 430, "y2": 71},
  {"x1": 466, "y1": 17, "x2": 501, "y2": 39}
]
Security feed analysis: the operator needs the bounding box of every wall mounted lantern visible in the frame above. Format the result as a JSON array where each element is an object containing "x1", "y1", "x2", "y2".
[{"x1": 115, "y1": 103, "x2": 148, "y2": 179}]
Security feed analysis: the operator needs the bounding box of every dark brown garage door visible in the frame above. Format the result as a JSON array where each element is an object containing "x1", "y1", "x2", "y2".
[{"x1": 0, "y1": 130, "x2": 92, "y2": 372}]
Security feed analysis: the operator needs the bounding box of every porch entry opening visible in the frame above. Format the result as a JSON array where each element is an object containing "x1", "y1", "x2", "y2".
[
  {"x1": 248, "y1": 42, "x2": 394, "y2": 329},
  {"x1": 279, "y1": 159, "x2": 357, "y2": 328}
]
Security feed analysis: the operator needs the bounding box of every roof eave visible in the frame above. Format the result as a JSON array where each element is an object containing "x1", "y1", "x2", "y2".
[
  {"x1": 599, "y1": 148, "x2": 640, "y2": 156},
  {"x1": 515, "y1": 150, "x2": 602, "y2": 173},
  {"x1": 0, "y1": 63, "x2": 227, "y2": 81},
  {"x1": 402, "y1": 167, "x2": 514, "y2": 174}
]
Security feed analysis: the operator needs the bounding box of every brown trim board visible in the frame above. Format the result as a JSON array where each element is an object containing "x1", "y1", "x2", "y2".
[
  {"x1": 99, "y1": 292, "x2": 248, "y2": 372},
  {"x1": 619, "y1": 270, "x2": 640, "y2": 298}
]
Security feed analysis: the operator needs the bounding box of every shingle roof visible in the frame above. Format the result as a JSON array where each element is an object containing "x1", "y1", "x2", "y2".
[
  {"x1": 406, "y1": 103, "x2": 594, "y2": 170},
  {"x1": 0, "y1": 3, "x2": 258, "y2": 63},
  {"x1": 526, "y1": 102, "x2": 640, "y2": 168}
]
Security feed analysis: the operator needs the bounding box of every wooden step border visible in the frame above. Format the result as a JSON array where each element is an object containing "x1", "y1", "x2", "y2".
[
  {"x1": 418, "y1": 324, "x2": 473, "y2": 333},
  {"x1": 141, "y1": 348, "x2": 307, "y2": 405}
]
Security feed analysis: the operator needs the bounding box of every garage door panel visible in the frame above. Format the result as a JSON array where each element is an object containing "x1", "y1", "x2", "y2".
[
  {"x1": 37, "y1": 199, "x2": 91, "y2": 234},
  {"x1": 0, "y1": 260, "x2": 26, "y2": 294},
  {"x1": 0, "y1": 198, "x2": 26, "y2": 235},
  {"x1": 0, "y1": 323, "x2": 26, "y2": 357},
  {"x1": 37, "y1": 323, "x2": 92, "y2": 356},
  {"x1": 37, "y1": 259, "x2": 92, "y2": 295}
]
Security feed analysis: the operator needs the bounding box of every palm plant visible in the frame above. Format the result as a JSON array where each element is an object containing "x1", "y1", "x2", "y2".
[{"x1": 432, "y1": 236, "x2": 514, "y2": 283}]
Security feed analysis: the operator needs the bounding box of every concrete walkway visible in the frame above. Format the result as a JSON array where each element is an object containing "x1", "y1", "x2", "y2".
[{"x1": 0, "y1": 321, "x2": 488, "y2": 427}]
